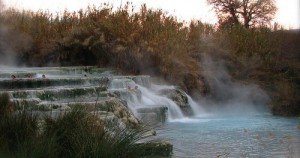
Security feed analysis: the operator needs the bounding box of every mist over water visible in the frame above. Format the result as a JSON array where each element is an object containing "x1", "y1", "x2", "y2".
[
  {"x1": 148, "y1": 54, "x2": 300, "y2": 157},
  {"x1": 0, "y1": 25, "x2": 15, "y2": 66},
  {"x1": 0, "y1": 24, "x2": 32, "y2": 66},
  {"x1": 0, "y1": 0, "x2": 32, "y2": 66},
  {"x1": 147, "y1": 62, "x2": 299, "y2": 157},
  {"x1": 108, "y1": 52, "x2": 271, "y2": 122},
  {"x1": 198, "y1": 54, "x2": 270, "y2": 115}
]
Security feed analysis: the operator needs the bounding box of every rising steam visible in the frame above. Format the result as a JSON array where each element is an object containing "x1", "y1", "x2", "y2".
[
  {"x1": 1, "y1": 2, "x2": 32, "y2": 66},
  {"x1": 0, "y1": 24, "x2": 32, "y2": 66},
  {"x1": 198, "y1": 54, "x2": 270, "y2": 115}
]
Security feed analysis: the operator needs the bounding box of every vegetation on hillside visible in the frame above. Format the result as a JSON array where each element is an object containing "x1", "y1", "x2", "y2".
[
  {"x1": 211, "y1": 26, "x2": 300, "y2": 116},
  {"x1": 0, "y1": 3, "x2": 299, "y2": 116}
]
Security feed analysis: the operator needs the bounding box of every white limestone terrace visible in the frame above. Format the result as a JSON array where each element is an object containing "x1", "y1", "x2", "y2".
[{"x1": 0, "y1": 66, "x2": 200, "y2": 124}]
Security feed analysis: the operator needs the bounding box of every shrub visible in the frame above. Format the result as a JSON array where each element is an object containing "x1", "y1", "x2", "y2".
[{"x1": 0, "y1": 102, "x2": 160, "y2": 157}]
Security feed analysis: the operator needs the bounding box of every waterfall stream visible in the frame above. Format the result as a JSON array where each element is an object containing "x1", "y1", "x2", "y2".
[{"x1": 109, "y1": 78, "x2": 189, "y2": 121}]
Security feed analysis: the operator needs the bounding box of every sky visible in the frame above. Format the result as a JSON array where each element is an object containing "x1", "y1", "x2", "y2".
[{"x1": 2, "y1": 0, "x2": 300, "y2": 29}]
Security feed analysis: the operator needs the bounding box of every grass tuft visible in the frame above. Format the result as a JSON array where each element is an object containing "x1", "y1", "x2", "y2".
[{"x1": 0, "y1": 95, "x2": 166, "y2": 157}]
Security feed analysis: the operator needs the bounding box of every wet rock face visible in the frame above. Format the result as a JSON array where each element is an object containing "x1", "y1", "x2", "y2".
[
  {"x1": 160, "y1": 88, "x2": 188, "y2": 108},
  {"x1": 136, "y1": 106, "x2": 168, "y2": 125},
  {"x1": 158, "y1": 88, "x2": 193, "y2": 115},
  {"x1": 0, "y1": 78, "x2": 109, "y2": 90},
  {"x1": 95, "y1": 98, "x2": 140, "y2": 128},
  {"x1": 140, "y1": 140, "x2": 173, "y2": 157},
  {"x1": 9, "y1": 86, "x2": 106, "y2": 101}
]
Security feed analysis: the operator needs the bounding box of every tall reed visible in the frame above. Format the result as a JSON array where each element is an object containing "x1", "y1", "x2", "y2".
[{"x1": 0, "y1": 94, "x2": 164, "y2": 157}]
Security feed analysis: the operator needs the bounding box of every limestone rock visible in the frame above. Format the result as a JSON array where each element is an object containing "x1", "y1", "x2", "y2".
[
  {"x1": 96, "y1": 98, "x2": 140, "y2": 128},
  {"x1": 137, "y1": 106, "x2": 168, "y2": 125},
  {"x1": 139, "y1": 140, "x2": 173, "y2": 157},
  {"x1": 159, "y1": 88, "x2": 193, "y2": 115}
]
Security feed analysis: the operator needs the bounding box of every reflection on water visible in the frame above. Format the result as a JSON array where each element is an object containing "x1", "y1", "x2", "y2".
[{"x1": 156, "y1": 115, "x2": 300, "y2": 158}]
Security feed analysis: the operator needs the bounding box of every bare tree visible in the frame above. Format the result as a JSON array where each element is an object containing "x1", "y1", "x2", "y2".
[{"x1": 207, "y1": 0, "x2": 277, "y2": 28}]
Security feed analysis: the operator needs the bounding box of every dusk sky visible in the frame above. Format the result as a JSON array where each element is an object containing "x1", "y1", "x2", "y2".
[{"x1": 3, "y1": 0, "x2": 300, "y2": 29}]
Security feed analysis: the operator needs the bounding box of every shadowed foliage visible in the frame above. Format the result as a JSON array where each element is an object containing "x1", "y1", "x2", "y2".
[{"x1": 0, "y1": 94, "x2": 168, "y2": 157}]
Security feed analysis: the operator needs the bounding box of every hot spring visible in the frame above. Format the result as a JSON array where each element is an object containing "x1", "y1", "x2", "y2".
[{"x1": 0, "y1": 66, "x2": 299, "y2": 157}]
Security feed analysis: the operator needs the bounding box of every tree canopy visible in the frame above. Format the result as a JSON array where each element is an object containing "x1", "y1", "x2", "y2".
[{"x1": 207, "y1": 0, "x2": 277, "y2": 28}]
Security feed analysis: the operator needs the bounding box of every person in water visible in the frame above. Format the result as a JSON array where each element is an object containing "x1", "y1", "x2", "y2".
[
  {"x1": 27, "y1": 73, "x2": 33, "y2": 79},
  {"x1": 11, "y1": 75, "x2": 16, "y2": 80},
  {"x1": 42, "y1": 74, "x2": 46, "y2": 79}
]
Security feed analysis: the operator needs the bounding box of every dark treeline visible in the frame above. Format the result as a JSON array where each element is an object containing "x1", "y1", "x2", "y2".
[{"x1": 0, "y1": 3, "x2": 299, "y2": 116}]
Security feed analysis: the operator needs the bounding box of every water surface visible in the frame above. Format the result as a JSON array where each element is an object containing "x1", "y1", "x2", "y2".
[{"x1": 156, "y1": 114, "x2": 300, "y2": 158}]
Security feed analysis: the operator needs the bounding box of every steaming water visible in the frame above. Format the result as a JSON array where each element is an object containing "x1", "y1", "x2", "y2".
[
  {"x1": 156, "y1": 114, "x2": 300, "y2": 158},
  {"x1": 110, "y1": 79, "x2": 300, "y2": 158},
  {"x1": 109, "y1": 79, "x2": 300, "y2": 157},
  {"x1": 111, "y1": 80, "x2": 300, "y2": 157},
  {"x1": 2, "y1": 66, "x2": 299, "y2": 157}
]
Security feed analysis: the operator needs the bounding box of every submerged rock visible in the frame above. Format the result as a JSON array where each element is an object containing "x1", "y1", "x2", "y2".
[{"x1": 139, "y1": 140, "x2": 173, "y2": 157}]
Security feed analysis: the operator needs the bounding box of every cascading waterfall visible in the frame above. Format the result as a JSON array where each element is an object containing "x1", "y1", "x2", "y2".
[
  {"x1": 151, "y1": 84, "x2": 206, "y2": 116},
  {"x1": 187, "y1": 95, "x2": 205, "y2": 116},
  {"x1": 109, "y1": 78, "x2": 205, "y2": 121},
  {"x1": 137, "y1": 85, "x2": 185, "y2": 120}
]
